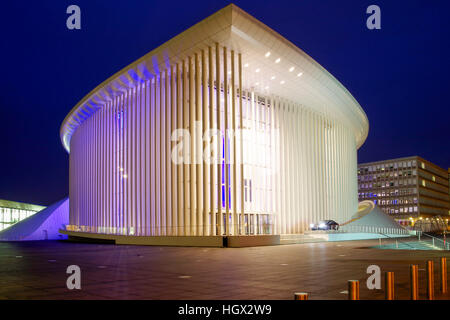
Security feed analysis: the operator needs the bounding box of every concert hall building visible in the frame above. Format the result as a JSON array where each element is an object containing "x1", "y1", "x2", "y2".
[{"x1": 60, "y1": 4, "x2": 369, "y2": 246}]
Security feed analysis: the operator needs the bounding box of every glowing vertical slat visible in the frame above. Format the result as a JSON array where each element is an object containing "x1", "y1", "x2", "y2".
[
  {"x1": 238, "y1": 53, "x2": 244, "y2": 235},
  {"x1": 281, "y1": 100, "x2": 287, "y2": 234},
  {"x1": 143, "y1": 84, "x2": 147, "y2": 234},
  {"x1": 230, "y1": 50, "x2": 237, "y2": 235},
  {"x1": 182, "y1": 60, "x2": 190, "y2": 236},
  {"x1": 107, "y1": 100, "x2": 112, "y2": 231},
  {"x1": 223, "y1": 46, "x2": 230, "y2": 236},
  {"x1": 127, "y1": 89, "x2": 132, "y2": 233},
  {"x1": 215, "y1": 43, "x2": 222, "y2": 236},
  {"x1": 188, "y1": 56, "x2": 196, "y2": 236},
  {"x1": 270, "y1": 96, "x2": 276, "y2": 234},
  {"x1": 165, "y1": 69, "x2": 171, "y2": 236},
  {"x1": 201, "y1": 49, "x2": 209, "y2": 236},
  {"x1": 251, "y1": 92, "x2": 256, "y2": 232},
  {"x1": 151, "y1": 78, "x2": 157, "y2": 236},
  {"x1": 208, "y1": 47, "x2": 215, "y2": 236},
  {"x1": 293, "y1": 105, "x2": 300, "y2": 232},
  {"x1": 170, "y1": 65, "x2": 177, "y2": 236},
  {"x1": 103, "y1": 104, "x2": 107, "y2": 230},
  {"x1": 113, "y1": 97, "x2": 117, "y2": 232},
  {"x1": 195, "y1": 53, "x2": 202, "y2": 236},
  {"x1": 288, "y1": 103, "x2": 294, "y2": 233},
  {"x1": 159, "y1": 73, "x2": 165, "y2": 236},
  {"x1": 176, "y1": 63, "x2": 184, "y2": 236},
  {"x1": 133, "y1": 87, "x2": 138, "y2": 233},
  {"x1": 145, "y1": 80, "x2": 150, "y2": 235},
  {"x1": 138, "y1": 84, "x2": 143, "y2": 234}
]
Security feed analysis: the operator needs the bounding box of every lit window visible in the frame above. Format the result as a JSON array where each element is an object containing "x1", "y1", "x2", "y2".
[
  {"x1": 421, "y1": 162, "x2": 425, "y2": 169},
  {"x1": 422, "y1": 180, "x2": 426, "y2": 187},
  {"x1": 432, "y1": 176, "x2": 436, "y2": 182},
  {"x1": 244, "y1": 179, "x2": 248, "y2": 202}
]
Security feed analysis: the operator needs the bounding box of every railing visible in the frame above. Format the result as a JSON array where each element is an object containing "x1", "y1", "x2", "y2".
[
  {"x1": 375, "y1": 231, "x2": 450, "y2": 251},
  {"x1": 420, "y1": 232, "x2": 450, "y2": 250},
  {"x1": 339, "y1": 224, "x2": 410, "y2": 235},
  {"x1": 378, "y1": 232, "x2": 417, "y2": 250}
]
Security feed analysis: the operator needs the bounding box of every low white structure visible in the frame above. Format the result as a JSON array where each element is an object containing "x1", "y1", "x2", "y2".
[
  {"x1": 0, "y1": 198, "x2": 69, "y2": 241},
  {"x1": 340, "y1": 200, "x2": 409, "y2": 235},
  {"x1": 60, "y1": 5, "x2": 368, "y2": 244},
  {"x1": 0, "y1": 199, "x2": 45, "y2": 232}
]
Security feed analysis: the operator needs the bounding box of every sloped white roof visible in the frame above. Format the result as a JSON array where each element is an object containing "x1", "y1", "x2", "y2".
[
  {"x1": 60, "y1": 4, "x2": 369, "y2": 152},
  {"x1": 341, "y1": 200, "x2": 406, "y2": 231}
]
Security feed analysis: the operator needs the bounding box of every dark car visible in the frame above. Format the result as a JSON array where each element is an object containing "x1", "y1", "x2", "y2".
[{"x1": 310, "y1": 220, "x2": 339, "y2": 231}]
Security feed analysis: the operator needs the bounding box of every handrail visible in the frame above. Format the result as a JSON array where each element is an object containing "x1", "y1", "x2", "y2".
[
  {"x1": 378, "y1": 232, "x2": 417, "y2": 250},
  {"x1": 422, "y1": 232, "x2": 445, "y2": 243},
  {"x1": 421, "y1": 232, "x2": 449, "y2": 250}
]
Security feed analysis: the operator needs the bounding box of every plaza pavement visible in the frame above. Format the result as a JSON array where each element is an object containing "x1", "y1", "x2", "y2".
[{"x1": 0, "y1": 239, "x2": 449, "y2": 300}]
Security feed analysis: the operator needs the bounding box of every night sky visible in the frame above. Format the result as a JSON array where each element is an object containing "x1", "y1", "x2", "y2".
[{"x1": 0, "y1": 0, "x2": 449, "y2": 206}]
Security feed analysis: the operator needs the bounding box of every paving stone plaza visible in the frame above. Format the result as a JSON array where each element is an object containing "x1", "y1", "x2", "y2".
[{"x1": 1, "y1": 240, "x2": 449, "y2": 300}]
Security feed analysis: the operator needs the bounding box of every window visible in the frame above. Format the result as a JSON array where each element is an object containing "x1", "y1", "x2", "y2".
[
  {"x1": 422, "y1": 180, "x2": 426, "y2": 187},
  {"x1": 244, "y1": 179, "x2": 252, "y2": 203},
  {"x1": 432, "y1": 176, "x2": 436, "y2": 182},
  {"x1": 421, "y1": 162, "x2": 425, "y2": 169}
]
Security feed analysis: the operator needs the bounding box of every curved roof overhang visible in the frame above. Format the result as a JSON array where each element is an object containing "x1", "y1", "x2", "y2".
[{"x1": 61, "y1": 4, "x2": 369, "y2": 153}]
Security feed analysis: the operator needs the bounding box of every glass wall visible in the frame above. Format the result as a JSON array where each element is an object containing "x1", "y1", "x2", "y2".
[{"x1": 0, "y1": 207, "x2": 37, "y2": 232}]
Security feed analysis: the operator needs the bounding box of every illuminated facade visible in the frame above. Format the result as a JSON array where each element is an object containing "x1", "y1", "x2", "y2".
[
  {"x1": 358, "y1": 156, "x2": 450, "y2": 226},
  {"x1": 60, "y1": 5, "x2": 368, "y2": 241},
  {"x1": 0, "y1": 199, "x2": 45, "y2": 232}
]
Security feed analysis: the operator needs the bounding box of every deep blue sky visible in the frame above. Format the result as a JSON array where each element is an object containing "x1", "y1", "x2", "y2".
[{"x1": 0, "y1": 0, "x2": 449, "y2": 206}]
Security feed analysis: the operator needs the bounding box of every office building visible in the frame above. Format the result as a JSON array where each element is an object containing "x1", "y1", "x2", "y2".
[{"x1": 358, "y1": 156, "x2": 450, "y2": 226}]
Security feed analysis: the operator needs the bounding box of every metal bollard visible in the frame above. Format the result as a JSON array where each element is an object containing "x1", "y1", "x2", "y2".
[
  {"x1": 427, "y1": 260, "x2": 435, "y2": 300},
  {"x1": 348, "y1": 280, "x2": 360, "y2": 300},
  {"x1": 294, "y1": 292, "x2": 309, "y2": 300},
  {"x1": 385, "y1": 272, "x2": 395, "y2": 300},
  {"x1": 410, "y1": 265, "x2": 419, "y2": 300},
  {"x1": 441, "y1": 257, "x2": 447, "y2": 294}
]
